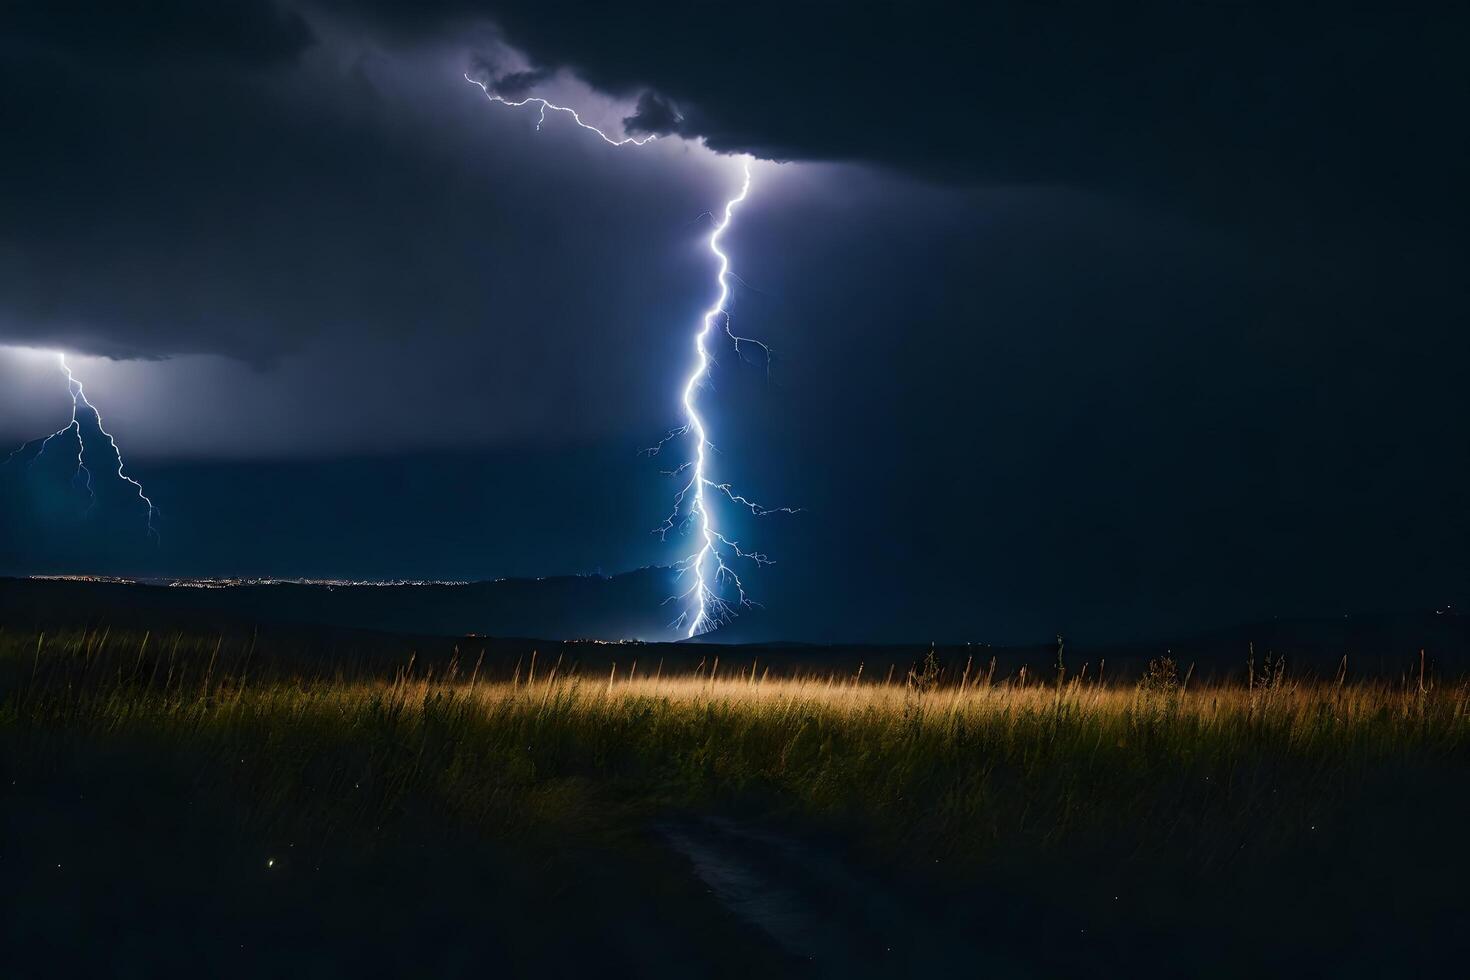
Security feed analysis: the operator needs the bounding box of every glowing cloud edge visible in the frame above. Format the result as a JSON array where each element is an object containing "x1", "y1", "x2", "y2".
[{"x1": 3, "y1": 352, "x2": 159, "y2": 542}]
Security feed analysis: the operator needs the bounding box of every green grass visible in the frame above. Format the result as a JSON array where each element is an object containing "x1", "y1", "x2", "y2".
[{"x1": 5, "y1": 626, "x2": 1468, "y2": 877}]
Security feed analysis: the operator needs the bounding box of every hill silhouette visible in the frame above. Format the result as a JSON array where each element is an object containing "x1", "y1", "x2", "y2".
[{"x1": 1, "y1": 575, "x2": 1466, "y2": 683}]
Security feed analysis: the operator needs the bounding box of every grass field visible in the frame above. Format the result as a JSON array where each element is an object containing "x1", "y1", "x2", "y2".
[{"x1": 5, "y1": 627, "x2": 1469, "y2": 975}]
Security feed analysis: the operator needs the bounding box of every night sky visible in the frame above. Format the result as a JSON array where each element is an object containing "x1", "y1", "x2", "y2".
[{"x1": 1, "y1": 2, "x2": 1466, "y2": 643}]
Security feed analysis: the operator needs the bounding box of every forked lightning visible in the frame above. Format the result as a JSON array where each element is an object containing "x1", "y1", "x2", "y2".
[
  {"x1": 466, "y1": 72, "x2": 794, "y2": 635},
  {"x1": 3, "y1": 353, "x2": 158, "y2": 541}
]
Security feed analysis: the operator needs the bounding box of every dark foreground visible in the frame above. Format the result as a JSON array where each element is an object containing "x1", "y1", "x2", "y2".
[{"x1": 4, "y1": 625, "x2": 1469, "y2": 977}]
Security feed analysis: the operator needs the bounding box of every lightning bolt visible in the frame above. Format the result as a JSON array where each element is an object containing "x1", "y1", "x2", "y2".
[
  {"x1": 4, "y1": 353, "x2": 159, "y2": 541},
  {"x1": 465, "y1": 74, "x2": 656, "y2": 147},
  {"x1": 466, "y1": 72, "x2": 795, "y2": 637},
  {"x1": 61, "y1": 355, "x2": 159, "y2": 541},
  {"x1": 658, "y1": 161, "x2": 802, "y2": 636}
]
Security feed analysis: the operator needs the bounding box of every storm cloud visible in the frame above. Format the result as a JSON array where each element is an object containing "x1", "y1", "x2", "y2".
[
  {"x1": 325, "y1": 2, "x2": 1467, "y2": 224},
  {"x1": 1, "y1": 2, "x2": 1466, "y2": 642},
  {"x1": 3, "y1": 1, "x2": 1464, "y2": 363}
]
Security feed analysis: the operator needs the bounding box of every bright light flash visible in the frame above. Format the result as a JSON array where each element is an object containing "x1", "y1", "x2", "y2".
[
  {"x1": 465, "y1": 73, "x2": 794, "y2": 636},
  {"x1": 61, "y1": 354, "x2": 159, "y2": 540},
  {"x1": 4, "y1": 352, "x2": 158, "y2": 541},
  {"x1": 659, "y1": 160, "x2": 800, "y2": 636},
  {"x1": 465, "y1": 74, "x2": 657, "y2": 147}
]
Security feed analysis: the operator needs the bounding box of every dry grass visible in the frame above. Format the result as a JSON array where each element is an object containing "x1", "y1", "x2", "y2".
[{"x1": 4, "y1": 628, "x2": 1469, "y2": 873}]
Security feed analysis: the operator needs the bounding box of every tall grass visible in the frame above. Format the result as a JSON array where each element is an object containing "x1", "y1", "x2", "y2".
[{"x1": 4, "y1": 627, "x2": 1468, "y2": 873}]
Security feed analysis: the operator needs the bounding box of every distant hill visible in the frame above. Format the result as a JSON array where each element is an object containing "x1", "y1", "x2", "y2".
[
  {"x1": 0, "y1": 575, "x2": 1465, "y2": 681},
  {"x1": 0, "y1": 570, "x2": 685, "y2": 642}
]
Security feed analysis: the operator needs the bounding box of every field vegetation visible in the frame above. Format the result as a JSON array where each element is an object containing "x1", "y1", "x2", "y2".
[
  {"x1": 6, "y1": 629, "x2": 1467, "y2": 860},
  {"x1": 4, "y1": 627, "x2": 1468, "y2": 973}
]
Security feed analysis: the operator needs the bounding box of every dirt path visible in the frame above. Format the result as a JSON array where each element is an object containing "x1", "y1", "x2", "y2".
[{"x1": 657, "y1": 815, "x2": 1020, "y2": 978}]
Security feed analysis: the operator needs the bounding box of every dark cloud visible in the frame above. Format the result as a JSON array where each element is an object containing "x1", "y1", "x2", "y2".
[
  {"x1": 489, "y1": 67, "x2": 547, "y2": 97},
  {"x1": 8, "y1": 0, "x2": 315, "y2": 66},
  {"x1": 465, "y1": 54, "x2": 552, "y2": 99},
  {"x1": 0, "y1": 5, "x2": 727, "y2": 366},
  {"x1": 4, "y1": 1, "x2": 1462, "y2": 367},
  {"x1": 622, "y1": 91, "x2": 685, "y2": 139},
  {"x1": 318, "y1": 1, "x2": 1468, "y2": 233},
  {"x1": 1, "y1": 1, "x2": 1466, "y2": 642}
]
